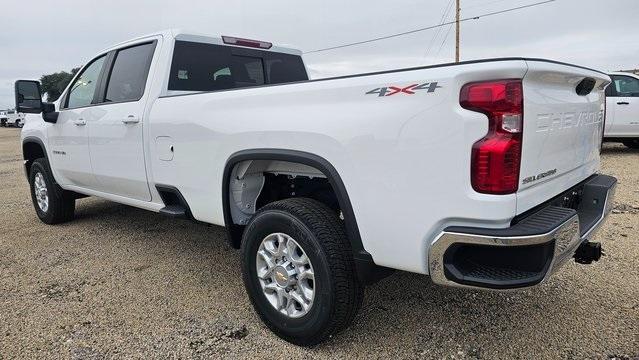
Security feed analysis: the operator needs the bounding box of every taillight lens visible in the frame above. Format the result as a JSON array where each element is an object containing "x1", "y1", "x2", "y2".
[{"x1": 460, "y1": 80, "x2": 523, "y2": 195}]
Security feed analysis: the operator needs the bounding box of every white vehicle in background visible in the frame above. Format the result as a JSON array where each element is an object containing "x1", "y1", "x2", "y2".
[
  {"x1": 604, "y1": 72, "x2": 639, "y2": 148},
  {"x1": 8, "y1": 110, "x2": 25, "y2": 128},
  {"x1": 0, "y1": 109, "x2": 25, "y2": 128},
  {"x1": 14, "y1": 30, "x2": 617, "y2": 346}
]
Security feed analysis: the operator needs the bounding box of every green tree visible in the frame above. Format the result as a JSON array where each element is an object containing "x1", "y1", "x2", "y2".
[{"x1": 39, "y1": 67, "x2": 81, "y2": 102}]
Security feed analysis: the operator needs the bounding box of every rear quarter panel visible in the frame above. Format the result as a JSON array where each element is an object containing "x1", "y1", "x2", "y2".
[{"x1": 149, "y1": 60, "x2": 530, "y2": 273}]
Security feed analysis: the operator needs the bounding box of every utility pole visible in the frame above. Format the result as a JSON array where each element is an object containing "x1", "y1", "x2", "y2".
[{"x1": 455, "y1": 0, "x2": 460, "y2": 63}]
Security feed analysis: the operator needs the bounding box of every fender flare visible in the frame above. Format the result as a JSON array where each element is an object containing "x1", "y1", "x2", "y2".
[
  {"x1": 222, "y1": 149, "x2": 380, "y2": 282},
  {"x1": 21, "y1": 136, "x2": 49, "y2": 179}
]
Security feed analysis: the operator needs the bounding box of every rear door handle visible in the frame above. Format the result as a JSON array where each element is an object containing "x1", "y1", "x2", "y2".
[
  {"x1": 617, "y1": 101, "x2": 630, "y2": 105},
  {"x1": 73, "y1": 118, "x2": 86, "y2": 126},
  {"x1": 122, "y1": 115, "x2": 140, "y2": 124}
]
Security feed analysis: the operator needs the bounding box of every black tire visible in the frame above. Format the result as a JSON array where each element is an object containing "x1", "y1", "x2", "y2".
[
  {"x1": 29, "y1": 158, "x2": 75, "y2": 224},
  {"x1": 15, "y1": 119, "x2": 23, "y2": 128},
  {"x1": 0, "y1": 120, "x2": 5, "y2": 127},
  {"x1": 241, "y1": 198, "x2": 363, "y2": 346},
  {"x1": 622, "y1": 139, "x2": 639, "y2": 149}
]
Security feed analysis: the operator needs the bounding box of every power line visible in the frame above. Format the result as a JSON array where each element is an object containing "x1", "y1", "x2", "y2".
[
  {"x1": 436, "y1": 22, "x2": 455, "y2": 57},
  {"x1": 303, "y1": 0, "x2": 556, "y2": 54},
  {"x1": 423, "y1": 0, "x2": 455, "y2": 59}
]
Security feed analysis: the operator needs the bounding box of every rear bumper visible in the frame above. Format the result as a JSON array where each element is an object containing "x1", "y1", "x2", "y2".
[{"x1": 428, "y1": 174, "x2": 617, "y2": 290}]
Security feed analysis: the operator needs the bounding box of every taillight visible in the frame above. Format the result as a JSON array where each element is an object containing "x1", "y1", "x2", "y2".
[{"x1": 460, "y1": 79, "x2": 523, "y2": 195}]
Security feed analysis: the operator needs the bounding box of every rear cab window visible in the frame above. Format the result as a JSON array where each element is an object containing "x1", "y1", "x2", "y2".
[{"x1": 168, "y1": 40, "x2": 308, "y2": 93}]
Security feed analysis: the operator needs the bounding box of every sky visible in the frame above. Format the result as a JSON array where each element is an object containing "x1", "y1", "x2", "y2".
[{"x1": 1, "y1": 0, "x2": 638, "y2": 109}]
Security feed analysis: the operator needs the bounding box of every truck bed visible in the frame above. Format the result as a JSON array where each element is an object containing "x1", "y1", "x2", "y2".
[{"x1": 148, "y1": 57, "x2": 609, "y2": 274}]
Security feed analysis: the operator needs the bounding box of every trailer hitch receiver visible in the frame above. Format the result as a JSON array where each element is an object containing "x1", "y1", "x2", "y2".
[{"x1": 574, "y1": 241, "x2": 602, "y2": 264}]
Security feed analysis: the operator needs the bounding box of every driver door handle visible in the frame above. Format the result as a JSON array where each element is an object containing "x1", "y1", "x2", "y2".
[
  {"x1": 73, "y1": 118, "x2": 86, "y2": 126},
  {"x1": 122, "y1": 115, "x2": 140, "y2": 124},
  {"x1": 617, "y1": 101, "x2": 630, "y2": 105}
]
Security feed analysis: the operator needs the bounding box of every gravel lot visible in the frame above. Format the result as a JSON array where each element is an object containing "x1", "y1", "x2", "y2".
[{"x1": 0, "y1": 127, "x2": 637, "y2": 359}]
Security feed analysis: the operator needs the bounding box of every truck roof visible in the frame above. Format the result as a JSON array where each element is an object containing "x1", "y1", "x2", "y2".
[{"x1": 102, "y1": 29, "x2": 302, "y2": 57}]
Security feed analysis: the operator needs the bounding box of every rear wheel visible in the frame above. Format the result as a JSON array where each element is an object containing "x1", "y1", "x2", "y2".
[
  {"x1": 622, "y1": 138, "x2": 639, "y2": 149},
  {"x1": 29, "y1": 158, "x2": 75, "y2": 224},
  {"x1": 241, "y1": 198, "x2": 363, "y2": 346},
  {"x1": 0, "y1": 119, "x2": 6, "y2": 127}
]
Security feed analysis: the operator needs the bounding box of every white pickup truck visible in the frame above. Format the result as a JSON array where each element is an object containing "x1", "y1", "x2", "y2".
[
  {"x1": 0, "y1": 110, "x2": 24, "y2": 128},
  {"x1": 0, "y1": 109, "x2": 25, "y2": 128},
  {"x1": 15, "y1": 30, "x2": 616, "y2": 345},
  {"x1": 604, "y1": 72, "x2": 639, "y2": 148}
]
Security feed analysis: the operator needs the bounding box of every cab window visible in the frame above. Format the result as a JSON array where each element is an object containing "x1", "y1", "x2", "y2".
[
  {"x1": 611, "y1": 75, "x2": 639, "y2": 97},
  {"x1": 65, "y1": 56, "x2": 106, "y2": 109},
  {"x1": 168, "y1": 41, "x2": 307, "y2": 92},
  {"x1": 104, "y1": 42, "x2": 156, "y2": 103}
]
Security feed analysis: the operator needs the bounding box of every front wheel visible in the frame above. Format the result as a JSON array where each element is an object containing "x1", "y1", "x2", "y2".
[
  {"x1": 622, "y1": 138, "x2": 639, "y2": 149},
  {"x1": 241, "y1": 198, "x2": 363, "y2": 346},
  {"x1": 15, "y1": 119, "x2": 23, "y2": 128},
  {"x1": 29, "y1": 158, "x2": 75, "y2": 224}
]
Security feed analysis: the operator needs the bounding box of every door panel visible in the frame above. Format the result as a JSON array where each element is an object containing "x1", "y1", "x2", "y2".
[
  {"x1": 88, "y1": 103, "x2": 150, "y2": 200},
  {"x1": 48, "y1": 55, "x2": 106, "y2": 187},
  {"x1": 612, "y1": 97, "x2": 639, "y2": 136},
  {"x1": 87, "y1": 42, "x2": 156, "y2": 201},
  {"x1": 48, "y1": 107, "x2": 96, "y2": 187},
  {"x1": 607, "y1": 75, "x2": 639, "y2": 136}
]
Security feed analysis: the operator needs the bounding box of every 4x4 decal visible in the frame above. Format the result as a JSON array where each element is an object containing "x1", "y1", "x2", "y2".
[{"x1": 366, "y1": 82, "x2": 441, "y2": 97}]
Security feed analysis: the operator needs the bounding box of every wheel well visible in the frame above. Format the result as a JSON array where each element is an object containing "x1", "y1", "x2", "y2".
[
  {"x1": 224, "y1": 160, "x2": 343, "y2": 248},
  {"x1": 257, "y1": 173, "x2": 339, "y2": 211},
  {"x1": 23, "y1": 140, "x2": 46, "y2": 176},
  {"x1": 222, "y1": 150, "x2": 364, "y2": 251},
  {"x1": 226, "y1": 159, "x2": 338, "y2": 237}
]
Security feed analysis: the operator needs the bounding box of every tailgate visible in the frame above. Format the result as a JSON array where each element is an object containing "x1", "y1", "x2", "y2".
[{"x1": 517, "y1": 60, "x2": 610, "y2": 214}]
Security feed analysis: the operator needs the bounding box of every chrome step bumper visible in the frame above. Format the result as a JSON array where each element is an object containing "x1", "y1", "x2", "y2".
[{"x1": 428, "y1": 174, "x2": 617, "y2": 290}]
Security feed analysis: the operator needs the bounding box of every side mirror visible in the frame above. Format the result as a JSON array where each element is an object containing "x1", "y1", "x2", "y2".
[
  {"x1": 14, "y1": 80, "x2": 58, "y2": 123},
  {"x1": 15, "y1": 80, "x2": 43, "y2": 114}
]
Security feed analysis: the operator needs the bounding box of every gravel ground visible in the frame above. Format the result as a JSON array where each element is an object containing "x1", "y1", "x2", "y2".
[{"x1": 0, "y1": 127, "x2": 637, "y2": 359}]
